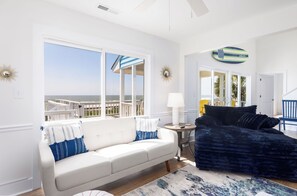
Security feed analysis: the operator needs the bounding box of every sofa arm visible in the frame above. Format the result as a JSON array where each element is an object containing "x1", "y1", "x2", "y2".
[
  {"x1": 158, "y1": 128, "x2": 178, "y2": 154},
  {"x1": 39, "y1": 141, "x2": 57, "y2": 196}
]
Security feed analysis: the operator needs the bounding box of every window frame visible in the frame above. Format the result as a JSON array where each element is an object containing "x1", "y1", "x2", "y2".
[
  {"x1": 41, "y1": 36, "x2": 149, "y2": 122},
  {"x1": 198, "y1": 66, "x2": 251, "y2": 107}
]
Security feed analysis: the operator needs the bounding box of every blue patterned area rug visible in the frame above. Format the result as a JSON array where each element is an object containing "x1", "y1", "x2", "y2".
[{"x1": 124, "y1": 165, "x2": 297, "y2": 196}]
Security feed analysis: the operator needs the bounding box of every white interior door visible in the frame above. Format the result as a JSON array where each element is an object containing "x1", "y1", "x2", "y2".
[{"x1": 258, "y1": 74, "x2": 274, "y2": 116}]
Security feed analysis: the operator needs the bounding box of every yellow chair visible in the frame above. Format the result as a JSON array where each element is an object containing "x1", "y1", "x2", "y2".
[
  {"x1": 199, "y1": 100, "x2": 210, "y2": 116},
  {"x1": 231, "y1": 99, "x2": 236, "y2": 107}
]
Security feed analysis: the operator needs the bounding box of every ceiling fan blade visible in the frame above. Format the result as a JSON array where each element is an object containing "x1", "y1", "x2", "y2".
[
  {"x1": 186, "y1": 0, "x2": 209, "y2": 17},
  {"x1": 134, "y1": 0, "x2": 157, "y2": 12}
]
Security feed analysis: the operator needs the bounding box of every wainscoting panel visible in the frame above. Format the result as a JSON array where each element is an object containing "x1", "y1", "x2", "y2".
[
  {"x1": 0, "y1": 124, "x2": 33, "y2": 195},
  {"x1": 151, "y1": 111, "x2": 196, "y2": 143},
  {"x1": 185, "y1": 109, "x2": 198, "y2": 125},
  {"x1": 150, "y1": 112, "x2": 172, "y2": 126}
]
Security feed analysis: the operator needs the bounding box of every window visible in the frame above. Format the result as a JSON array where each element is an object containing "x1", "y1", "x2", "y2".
[
  {"x1": 213, "y1": 71, "x2": 226, "y2": 106},
  {"x1": 105, "y1": 53, "x2": 144, "y2": 118},
  {"x1": 232, "y1": 74, "x2": 247, "y2": 107},
  {"x1": 44, "y1": 42, "x2": 145, "y2": 121},
  {"x1": 199, "y1": 69, "x2": 227, "y2": 106}
]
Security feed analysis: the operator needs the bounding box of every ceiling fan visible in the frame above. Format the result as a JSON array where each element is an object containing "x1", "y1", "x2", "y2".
[{"x1": 135, "y1": 0, "x2": 209, "y2": 17}]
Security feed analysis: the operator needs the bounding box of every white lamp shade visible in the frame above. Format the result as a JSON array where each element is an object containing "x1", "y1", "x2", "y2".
[{"x1": 167, "y1": 93, "x2": 185, "y2": 108}]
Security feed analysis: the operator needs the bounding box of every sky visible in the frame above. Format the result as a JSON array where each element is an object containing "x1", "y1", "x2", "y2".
[{"x1": 44, "y1": 42, "x2": 144, "y2": 96}]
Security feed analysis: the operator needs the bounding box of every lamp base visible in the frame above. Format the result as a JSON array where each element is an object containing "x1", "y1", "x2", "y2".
[{"x1": 172, "y1": 107, "x2": 179, "y2": 125}]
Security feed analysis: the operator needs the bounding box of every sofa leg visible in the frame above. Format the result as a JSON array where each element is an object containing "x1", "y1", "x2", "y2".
[{"x1": 165, "y1": 161, "x2": 170, "y2": 172}]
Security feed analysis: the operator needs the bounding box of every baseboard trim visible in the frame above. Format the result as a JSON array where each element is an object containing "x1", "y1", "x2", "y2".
[{"x1": 0, "y1": 177, "x2": 33, "y2": 196}]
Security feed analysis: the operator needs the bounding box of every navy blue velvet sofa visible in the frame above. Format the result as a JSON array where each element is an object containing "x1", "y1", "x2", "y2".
[{"x1": 195, "y1": 105, "x2": 297, "y2": 182}]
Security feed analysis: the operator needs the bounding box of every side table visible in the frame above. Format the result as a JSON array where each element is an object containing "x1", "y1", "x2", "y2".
[{"x1": 164, "y1": 123, "x2": 196, "y2": 161}]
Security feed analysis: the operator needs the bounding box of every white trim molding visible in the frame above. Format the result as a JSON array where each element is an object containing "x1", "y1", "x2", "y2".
[
  {"x1": 0, "y1": 124, "x2": 32, "y2": 133},
  {"x1": 0, "y1": 124, "x2": 33, "y2": 196}
]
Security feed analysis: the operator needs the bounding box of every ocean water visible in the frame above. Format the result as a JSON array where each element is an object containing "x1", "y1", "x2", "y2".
[{"x1": 45, "y1": 95, "x2": 143, "y2": 102}]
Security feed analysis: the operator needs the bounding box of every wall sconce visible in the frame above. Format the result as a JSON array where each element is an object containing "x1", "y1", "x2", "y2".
[
  {"x1": 161, "y1": 66, "x2": 172, "y2": 81},
  {"x1": 0, "y1": 65, "x2": 17, "y2": 81}
]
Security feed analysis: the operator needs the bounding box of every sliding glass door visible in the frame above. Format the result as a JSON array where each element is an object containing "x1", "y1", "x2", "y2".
[
  {"x1": 213, "y1": 71, "x2": 226, "y2": 106},
  {"x1": 232, "y1": 74, "x2": 247, "y2": 107},
  {"x1": 199, "y1": 68, "x2": 250, "y2": 116},
  {"x1": 199, "y1": 69, "x2": 227, "y2": 115}
]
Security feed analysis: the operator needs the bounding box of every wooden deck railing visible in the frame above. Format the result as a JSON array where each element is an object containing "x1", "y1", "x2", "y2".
[{"x1": 44, "y1": 99, "x2": 143, "y2": 121}]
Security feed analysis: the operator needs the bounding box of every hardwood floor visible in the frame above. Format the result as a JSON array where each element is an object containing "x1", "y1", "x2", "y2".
[{"x1": 21, "y1": 145, "x2": 297, "y2": 196}]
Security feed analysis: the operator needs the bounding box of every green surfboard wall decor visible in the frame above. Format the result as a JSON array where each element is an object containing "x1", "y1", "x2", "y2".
[{"x1": 212, "y1": 47, "x2": 248, "y2": 64}]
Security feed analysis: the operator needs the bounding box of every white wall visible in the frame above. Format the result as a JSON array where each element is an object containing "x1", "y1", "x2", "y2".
[
  {"x1": 179, "y1": 3, "x2": 297, "y2": 113},
  {"x1": 0, "y1": 0, "x2": 180, "y2": 194},
  {"x1": 181, "y1": 4, "x2": 297, "y2": 56},
  {"x1": 256, "y1": 29, "x2": 297, "y2": 115},
  {"x1": 256, "y1": 28, "x2": 297, "y2": 95},
  {"x1": 184, "y1": 41, "x2": 257, "y2": 123}
]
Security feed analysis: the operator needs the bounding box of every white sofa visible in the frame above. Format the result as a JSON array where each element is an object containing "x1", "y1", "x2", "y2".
[{"x1": 39, "y1": 118, "x2": 178, "y2": 196}]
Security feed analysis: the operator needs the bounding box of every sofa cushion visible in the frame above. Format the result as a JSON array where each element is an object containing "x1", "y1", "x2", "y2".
[
  {"x1": 236, "y1": 113, "x2": 268, "y2": 130},
  {"x1": 261, "y1": 117, "x2": 280, "y2": 128},
  {"x1": 128, "y1": 139, "x2": 173, "y2": 160},
  {"x1": 204, "y1": 105, "x2": 229, "y2": 123},
  {"x1": 195, "y1": 115, "x2": 222, "y2": 127},
  {"x1": 82, "y1": 118, "x2": 136, "y2": 151},
  {"x1": 95, "y1": 144, "x2": 148, "y2": 173},
  {"x1": 224, "y1": 105, "x2": 257, "y2": 125},
  {"x1": 44, "y1": 122, "x2": 88, "y2": 161},
  {"x1": 204, "y1": 105, "x2": 257, "y2": 125},
  {"x1": 55, "y1": 151, "x2": 111, "y2": 191}
]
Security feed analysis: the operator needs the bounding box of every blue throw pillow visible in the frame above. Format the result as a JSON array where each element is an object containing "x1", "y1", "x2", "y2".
[
  {"x1": 224, "y1": 105, "x2": 257, "y2": 125},
  {"x1": 44, "y1": 122, "x2": 88, "y2": 161},
  {"x1": 49, "y1": 137, "x2": 88, "y2": 161},
  {"x1": 135, "y1": 118, "x2": 159, "y2": 141},
  {"x1": 236, "y1": 113, "x2": 268, "y2": 130},
  {"x1": 135, "y1": 130, "x2": 158, "y2": 141},
  {"x1": 260, "y1": 117, "x2": 280, "y2": 129}
]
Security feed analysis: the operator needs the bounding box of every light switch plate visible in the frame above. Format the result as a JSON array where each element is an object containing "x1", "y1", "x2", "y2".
[{"x1": 14, "y1": 88, "x2": 24, "y2": 99}]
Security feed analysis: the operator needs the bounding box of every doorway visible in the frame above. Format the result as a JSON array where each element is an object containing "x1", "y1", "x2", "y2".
[
  {"x1": 199, "y1": 68, "x2": 227, "y2": 115},
  {"x1": 258, "y1": 74, "x2": 274, "y2": 116},
  {"x1": 198, "y1": 68, "x2": 251, "y2": 116}
]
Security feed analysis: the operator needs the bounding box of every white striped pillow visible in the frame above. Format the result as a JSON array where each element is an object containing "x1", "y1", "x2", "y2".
[{"x1": 43, "y1": 122, "x2": 88, "y2": 161}]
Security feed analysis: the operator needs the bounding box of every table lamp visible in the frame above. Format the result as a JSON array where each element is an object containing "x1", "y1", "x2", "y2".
[{"x1": 167, "y1": 93, "x2": 185, "y2": 125}]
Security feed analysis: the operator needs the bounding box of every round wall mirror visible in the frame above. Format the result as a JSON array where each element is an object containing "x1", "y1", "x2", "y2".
[
  {"x1": 2, "y1": 70, "x2": 11, "y2": 78},
  {"x1": 0, "y1": 66, "x2": 16, "y2": 81},
  {"x1": 161, "y1": 66, "x2": 172, "y2": 81}
]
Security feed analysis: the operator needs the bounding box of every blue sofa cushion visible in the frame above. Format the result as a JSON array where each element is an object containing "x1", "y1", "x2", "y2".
[
  {"x1": 204, "y1": 105, "x2": 257, "y2": 125},
  {"x1": 204, "y1": 105, "x2": 229, "y2": 123},
  {"x1": 236, "y1": 113, "x2": 268, "y2": 130},
  {"x1": 195, "y1": 115, "x2": 222, "y2": 127},
  {"x1": 261, "y1": 117, "x2": 280, "y2": 128},
  {"x1": 224, "y1": 105, "x2": 257, "y2": 125}
]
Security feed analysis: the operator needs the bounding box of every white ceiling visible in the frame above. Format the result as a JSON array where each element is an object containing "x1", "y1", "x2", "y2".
[{"x1": 43, "y1": 0, "x2": 297, "y2": 43}]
